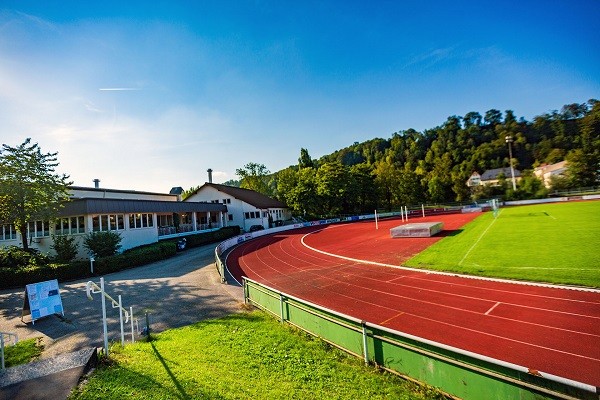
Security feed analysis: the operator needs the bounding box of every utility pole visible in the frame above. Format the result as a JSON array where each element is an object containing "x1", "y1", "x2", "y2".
[{"x1": 505, "y1": 135, "x2": 517, "y2": 191}]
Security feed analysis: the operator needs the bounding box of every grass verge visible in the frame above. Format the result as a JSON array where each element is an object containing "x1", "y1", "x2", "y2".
[
  {"x1": 3, "y1": 337, "x2": 44, "y2": 368},
  {"x1": 69, "y1": 311, "x2": 443, "y2": 399},
  {"x1": 405, "y1": 201, "x2": 600, "y2": 287}
]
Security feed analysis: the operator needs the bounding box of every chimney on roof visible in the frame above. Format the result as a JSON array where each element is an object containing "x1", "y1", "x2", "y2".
[
  {"x1": 93, "y1": 179, "x2": 100, "y2": 189},
  {"x1": 207, "y1": 168, "x2": 213, "y2": 183}
]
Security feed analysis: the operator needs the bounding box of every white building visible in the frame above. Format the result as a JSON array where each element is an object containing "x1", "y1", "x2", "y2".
[
  {"x1": 533, "y1": 161, "x2": 568, "y2": 188},
  {"x1": 185, "y1": 183, "x2": 291, "y2": 232},
  {"x1": 0, "y1": 185, "x2": 227, "y2": 258}
]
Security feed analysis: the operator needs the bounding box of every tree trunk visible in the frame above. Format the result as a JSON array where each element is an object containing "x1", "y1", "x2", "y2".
[{"x1": 19, "y1": 223, "x2": 29, "y2": 252}]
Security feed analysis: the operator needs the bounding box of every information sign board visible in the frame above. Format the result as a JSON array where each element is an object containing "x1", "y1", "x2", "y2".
[{"x1": 22, "y1": 279, "x2": 64, "y2": 324}]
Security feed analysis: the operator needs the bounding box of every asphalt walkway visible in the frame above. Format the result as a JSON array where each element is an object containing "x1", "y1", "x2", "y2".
[{"x1": 0, "y1": 244, "x2": 244, "y2": 360}]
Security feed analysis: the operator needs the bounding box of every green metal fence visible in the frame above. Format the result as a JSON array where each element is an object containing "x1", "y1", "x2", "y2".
[{"x1": 243, "y1": 277, "x2": 597, "y2": 400}]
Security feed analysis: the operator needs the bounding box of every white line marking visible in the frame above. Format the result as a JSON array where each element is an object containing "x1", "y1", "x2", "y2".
[
  {"x1": 485, "y1": 302, "x2": 501, "y2": 315},
  {"x1": 459, "y1": 211, "x2": 501, "y2": 266},
  {"x1": 299, "y1": 228, "x2": 600, "y2": 293}
]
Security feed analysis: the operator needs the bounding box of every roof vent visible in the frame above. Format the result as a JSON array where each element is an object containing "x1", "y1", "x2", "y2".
[
  {"x1": 93, "y1": 179, "x2": 100, "y2": 189},
  {"x1": 207, "y1": 168, "x2": 213, "y2": 183}
]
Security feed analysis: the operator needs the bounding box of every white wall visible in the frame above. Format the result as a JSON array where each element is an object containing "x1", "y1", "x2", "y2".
[{"x1": 186, "y1": 187, "x2": 271, "y2": 231}]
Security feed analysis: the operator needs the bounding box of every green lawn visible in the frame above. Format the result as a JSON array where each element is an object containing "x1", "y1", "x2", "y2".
[
  {"x1": 2, "y1": 337, "x2": 44, "y2": 368},
  {"x1": 405, "y1": 200, "x2": 600, "y2": 287},
  {"x1": 69, "y1": 311, "x2": 441, "y2": 400}
]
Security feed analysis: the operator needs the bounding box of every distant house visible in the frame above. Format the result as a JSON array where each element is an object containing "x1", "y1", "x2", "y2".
[
  {"x1": 466, "y1": 168, "x2": 522, "y2": 188},
  {"x1": 466, "y1": 172, "x2": 482, "y2": 187},
  {"x1": 0, "y1": 185, "x2": 227, "y2": 258},
  {"x1": 533, "y1": 161, "x2": 568, "y2": 188},
  {"x1": 185, "y1": 183, "x2": 291, "y2": 231}
]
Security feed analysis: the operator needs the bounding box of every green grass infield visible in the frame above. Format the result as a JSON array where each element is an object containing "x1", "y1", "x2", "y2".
[{"x1": 405, "y1": 200, "x2": 600, "y2": 288}]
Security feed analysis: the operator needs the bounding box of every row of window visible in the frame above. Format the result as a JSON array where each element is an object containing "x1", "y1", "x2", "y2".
[
  {"x1": 1, "y1": 221, "x2": 52, "y2": 241},
  {"x1": 1, "y1": 213, "x2": 156, "y2": 240},
  {"x1": 92, "y1": 213, "x2": 155, "y2": 232},
  {"x1": 2, "y1": 211, "x2": 225, "y2": 240},
  {"x1": 244, "y1": 209, "x2": 285, "y2": 220},
  {"x1": 244, "y1": 211, "x2": 265, "y2": 219},
  {"x1": 55, "y1": 217, "x2": 86, "y2": 235}
]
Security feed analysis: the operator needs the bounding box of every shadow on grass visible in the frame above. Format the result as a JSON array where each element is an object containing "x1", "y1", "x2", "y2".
[
  {"x1": 150, "y1": 341, "x2": 190, "y2": 400},
  {"x1": 439, "y1": 229, "x2": 463, "y2": 237}
]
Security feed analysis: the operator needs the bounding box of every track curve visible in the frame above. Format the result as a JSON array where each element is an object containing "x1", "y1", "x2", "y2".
[{"x1": 226, "y1": 214, "x2": 600, "y2": 387}]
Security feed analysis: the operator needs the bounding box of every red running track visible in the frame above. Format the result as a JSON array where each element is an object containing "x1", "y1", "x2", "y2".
[{"x1": 226, "y1": 214, "x2": 600, "y2": 387}]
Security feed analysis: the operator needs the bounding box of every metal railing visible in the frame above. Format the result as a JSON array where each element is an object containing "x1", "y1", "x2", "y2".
[
  {"x1": 1, "y1": 331, "x2": 18, "y2": 370},
  {"x1": 86, "y1": 277, "x2": 136, "y2": 355}
]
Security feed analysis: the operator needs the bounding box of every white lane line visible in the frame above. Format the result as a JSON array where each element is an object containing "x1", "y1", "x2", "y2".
[
  {"x1": 459, "y1": 211, "x2": 501, "y2": 266},
  {"x1": 485, "y1": 302, "x2": 501, "y2": 315}
]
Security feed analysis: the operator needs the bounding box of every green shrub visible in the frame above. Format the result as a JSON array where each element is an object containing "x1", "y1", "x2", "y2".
[
  {"x1": 83, "y1": 231, "x2": 122, "y2": 257},
  {"x1": 181, "y1": 226, "x2": 241, "y2": 248},
  {"x1": 0, "y1": 246, "x2": 50, "y2": 268},
  {"x1": 51, "y1": 235, "x2": 78, "y2": 262}
]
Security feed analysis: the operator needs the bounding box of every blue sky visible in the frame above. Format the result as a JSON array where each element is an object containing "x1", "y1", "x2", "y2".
[{"x1": 1, "y1": 1, "x2": 598, "y2": 192}]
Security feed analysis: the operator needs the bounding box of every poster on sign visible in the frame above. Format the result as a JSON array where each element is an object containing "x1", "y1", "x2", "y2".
[{"x1": 22, "y1": 279, "x2": 64, "y2": 324}]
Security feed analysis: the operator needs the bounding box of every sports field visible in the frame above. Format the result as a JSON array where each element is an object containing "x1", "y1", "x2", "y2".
[{"x1": 405, "y1": 200, "x2": 600, "y2": 287}]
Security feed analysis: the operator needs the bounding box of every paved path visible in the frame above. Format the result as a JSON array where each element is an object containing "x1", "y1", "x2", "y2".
[{"x1": 0, "y1": 244, "x2": 244, "y2": 359}]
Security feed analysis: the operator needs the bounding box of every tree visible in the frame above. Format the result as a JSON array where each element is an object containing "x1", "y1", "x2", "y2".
[
  {"x1": 0, "y1": 139, "x2": 72, "y2": 251},
  {"x1": 236, "y1": 162, "x2": 272, "y2": 195},
  {"x1": 83, "y1": 231, "x2": 122, "y2": 257},
  {"x1": 298, "y1": 148, "x2": 314, "y2": 169}
]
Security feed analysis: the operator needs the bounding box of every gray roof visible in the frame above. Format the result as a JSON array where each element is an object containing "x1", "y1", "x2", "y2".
[
  {"x1": 58, "y1": 198, "x2": 226, "y2": 217},
  {"x1": 481, "y1": 167, "x2": 521, "y2": 181},
  {"x1": 192, "y1": 183, "x2": 287, "y2": 209},
  {"x1": 69, "y1": 186, "x2": 176, "y2": 198}
]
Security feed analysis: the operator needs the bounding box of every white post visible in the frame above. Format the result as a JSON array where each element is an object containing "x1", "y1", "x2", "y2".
[
  {"x1": 100, "y1": 277, "x2": 109, "y2": 356},
  {"x1": 130, "y1": 306, "x2": 135, "y2": 343},
  {"x1": 422, "y1": 204, "x2": 425, "y2": 218},
  {"x1": 400, "y1": 207, "x2": 404, "y2": 222},
  {"x1": 118, "y1": 295, "x2": 125, "y2": 346},
  {"x1": 90, "y1": 255, "x2": 94, "y2": 274},
  {"x1": 1, "y1": 334, "x2": 5, "y2": 370},
  {"x1": 374, "y1": 210, "x2": 378, "y2": 230},
  {"x1": 405, "y1": 206, "x2": 409, "y2": 220}
]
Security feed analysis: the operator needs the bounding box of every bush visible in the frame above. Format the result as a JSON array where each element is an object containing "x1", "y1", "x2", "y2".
[
  {"x1": 0, "y1": 246, "x2": 50, "y2": 268},
  {"x1": 51, "y1": 235, "x2": 78, "y2": 262},
  {"x1": 180, "y1": 226, "x2": 241, "y2": 248},
  {"x1": 83, "y1": 231, "x2": 122, "y2": 257}
]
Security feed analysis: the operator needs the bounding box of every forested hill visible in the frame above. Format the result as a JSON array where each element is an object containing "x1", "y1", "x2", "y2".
[{"x1": 259, "y1": 100, "x2": 599, "y2": 218}]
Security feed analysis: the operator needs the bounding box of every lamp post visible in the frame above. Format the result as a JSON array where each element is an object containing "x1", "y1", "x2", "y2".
[{"x1": 505, "y1": 135, "x2": 517, "y2": 191}]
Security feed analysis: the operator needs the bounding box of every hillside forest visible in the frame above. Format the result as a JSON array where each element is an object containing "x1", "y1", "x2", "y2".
[{"x1": 216, "y1": 100, "x2": 600, "y2": 219}]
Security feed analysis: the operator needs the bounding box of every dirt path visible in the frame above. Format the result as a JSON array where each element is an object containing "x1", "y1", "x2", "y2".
[{"x1": 0, "y1": 244, "x2": 244, "y2": 358}]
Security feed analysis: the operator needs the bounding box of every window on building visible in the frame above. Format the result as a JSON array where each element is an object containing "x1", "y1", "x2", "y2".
[
  {"x1": 55, "y1": 216, "x2": 85, "y2": 235},
  {"x1": 228, "y1": 214, "x2": 233, "y2": 221},
  {"x1": 1, "y1": 224, "x2": 17, "y2": 241},
  {"x1": 158, "y1": 214, "x2": 174, "y2": 227},
  {"x1": 27, "y1": 220, "x2": 50, "y2": 238},
  {"x1": 92, "y1": 214, "x2": 125, "y2": 232},
  {"x1": 130, "y1": 213, "x2": 153, "y2": 229}
]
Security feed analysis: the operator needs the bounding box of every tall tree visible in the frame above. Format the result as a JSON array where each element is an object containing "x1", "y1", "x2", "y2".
[
  {"x1": 236, "y1": 162, "x2": 272, "y2": 196},
  {"x1": 298, "y1": 148, "x2": 314, "y2": 169},
  {"x1": 0, "y1": 139, "x2": 72, "y2": 251}
]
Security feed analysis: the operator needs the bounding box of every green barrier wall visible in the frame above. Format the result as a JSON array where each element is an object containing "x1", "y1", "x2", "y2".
[{"x1": 244, "y1": 278, "x2": 596, "y2": 400}]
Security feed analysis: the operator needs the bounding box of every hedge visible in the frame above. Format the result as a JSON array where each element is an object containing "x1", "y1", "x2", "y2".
[{"x1": 0, "y1": 227, "x2": 241, "y2": 290}]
